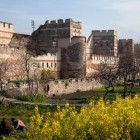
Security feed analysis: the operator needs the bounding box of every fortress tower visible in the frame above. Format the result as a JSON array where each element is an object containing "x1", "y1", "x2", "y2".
[
  {"x1": 118, "y1": 39, "x2": 134, "y2": 55},
  {"x1": 0, "y1": 21, "x2": 13, "y2": 46},
  {"x1": 40, "y1": 18, "x2": 82, "y2": 39},
  {"x1": 32, "y1": 18, "x2": 82, "y2": 47},
  {"x1": 87, "y1": 30, "x2": 118, "y2": 56},
  {"x1": 29, "y1": 19, "x2": 85, "y2": 78}
]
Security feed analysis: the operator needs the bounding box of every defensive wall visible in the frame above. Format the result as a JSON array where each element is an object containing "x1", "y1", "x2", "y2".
[
  {"x1": 9, "y1": 33, "x2": 29, "y2": 48},
  {"x1": 86, "y1": 54, "x2": 118, "y2": 77},
  {"x1": 88, "y1": 30, "x2": 118, "y2": 56},
  {"x1": 33, "y1": 18, "x2": 82, "y2": 41},
  {"x1": 46, "y1": 78, "x2": 102, "y2": 95},
  {"x1": 118, "y1": 39, "x2": 134, "y2": 55},
  {"x1": 0, "y1": 19, "x2": 136, "y2": 80},
  {"x1": 0, "y1": 21, "x2": 13, "y2": 46},
  {"x1": 61, "y1": 41, "x2": 86, "y2": 78},
  {"x1": 92, "y1": 30, "x2": 117, "y2": 36}
]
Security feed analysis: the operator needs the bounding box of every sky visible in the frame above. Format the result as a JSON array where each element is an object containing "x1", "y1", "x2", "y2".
[{"x1": 0, "y1": 0, "x2": 140, "y2": 42}]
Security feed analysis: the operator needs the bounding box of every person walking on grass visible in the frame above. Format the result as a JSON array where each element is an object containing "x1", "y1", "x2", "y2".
[{"x1": 11, "y1": 118, "x2": 26, "y2": 131}]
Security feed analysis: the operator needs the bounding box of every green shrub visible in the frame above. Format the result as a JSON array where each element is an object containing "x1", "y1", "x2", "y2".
[
  {"x1": 15, "y1": 94, "x2": 46, "y2": 103},
  {"x1": 15, "y1": 94, "x2": 31, "y2": 101}
]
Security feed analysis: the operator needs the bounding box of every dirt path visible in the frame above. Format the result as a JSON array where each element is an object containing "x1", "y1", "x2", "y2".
[{"x1": 48, "y1": 91, "x2": 105, "y2": 100}]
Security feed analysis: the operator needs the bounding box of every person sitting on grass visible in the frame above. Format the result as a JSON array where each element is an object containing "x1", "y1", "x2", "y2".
[
  {"x1": 11, "y1": 118, "x2": 26, "y2": 131},
  {"x1": 0, "y1": 118, "x2": 13, "y2": 136}
]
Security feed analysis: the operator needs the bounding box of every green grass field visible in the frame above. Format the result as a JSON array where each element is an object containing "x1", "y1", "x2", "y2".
[{"x1": 0, "y1": 104, "x2": 57, "y2": 140}]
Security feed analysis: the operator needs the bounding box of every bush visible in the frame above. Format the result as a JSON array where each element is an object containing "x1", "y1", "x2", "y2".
[
  {"x1": 76, "y1": 89, "x2": 81, "y2": 93},
  {"x1": 29, "y1": 95, "x2": 140, "y2": 140},
  {"x1": 15, "y1": 94, "x2": 46, "y2": 102},
  {"x1": 15, "y1": 94, "x2": 31, "y2": 101}
]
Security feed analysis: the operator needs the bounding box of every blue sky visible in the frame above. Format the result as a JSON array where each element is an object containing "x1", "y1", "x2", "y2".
[{"x1": 0, "y1": 0, "x2": 140, "y2": 42}]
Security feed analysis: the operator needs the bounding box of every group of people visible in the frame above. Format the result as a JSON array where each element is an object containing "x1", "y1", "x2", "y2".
[{"x1": 0, "y1": 117, "x2": 26, "y2": 136}]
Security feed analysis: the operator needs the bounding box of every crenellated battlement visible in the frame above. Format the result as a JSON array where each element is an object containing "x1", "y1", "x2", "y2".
[
  {"x1": 45, "y1": 18, "x2": 72, "y2": 24},
  {"x1": 37, "y1": 18, "x2": 82, "y2": 39},
  {"x1": 92, "y1": 30, "x2": 117, "y2": 36},
  {"x1": 44, "y1": 18, "x2": 81, "y2": 27},
  {"x1": 0, "y1": 21, "x2": 13, "y2": 31},
  {"x1": 91, "y1": 54, "x2": 118, "y2": 65},
  {"x1": 0, "y1": 21, "x2": 13, "y2": 26},
  {"x1": 118, "y1": 39, "x2": 133, "y2": 42},
  {"x1": 0, "y1": 21, "x2": 14, "y2": 46}
]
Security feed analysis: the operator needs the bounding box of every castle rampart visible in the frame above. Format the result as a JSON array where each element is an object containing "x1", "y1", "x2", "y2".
[
  {"x1": 118, "y1": 39, "x2": 134, "y2": 55},
  {"x1": 1, "y1": 19, "x2": 134, "y2": 81},
  {"x1": 92, "y1": 30, "x2": 117, "y2": 36},
  {"x1": 38, "y1": 18, "x2": 82, "y2": 38},
  {"x1": 86, "y1": 54, "x2": 118, "y2": 76},
  {"x1": 47, "y1": 78, "x2": 102, "y2": 95},
  {"x1": 0, "y1": 21, "x2": 14, "y2": 46},
  {"x1": 88, "y1": 30, "x2": 118, "y2": 56}
]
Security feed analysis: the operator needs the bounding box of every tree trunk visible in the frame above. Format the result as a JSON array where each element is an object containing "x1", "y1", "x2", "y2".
[
  {"x1": 103, "y1": 88, "x2": 109, "y2": 101},
  {"x1": 0, "y1": 79, "x2": 2, "y2": 90}
]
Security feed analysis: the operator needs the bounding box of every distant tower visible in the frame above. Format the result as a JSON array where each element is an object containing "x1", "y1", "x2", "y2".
[
  {"x1": 118, "y1": 39, "x2": 134, "y2": 55},
  {"x1": 31, "y1": 20, "x2": 35, "y2": 32},
  {"x1": 88, "y1": 30, "x2": 118, "y2": 56}
]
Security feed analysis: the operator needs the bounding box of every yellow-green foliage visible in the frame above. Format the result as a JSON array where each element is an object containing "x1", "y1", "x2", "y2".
[{"x1": 29, "y1": 96, "x2": 140, "y2": 140}]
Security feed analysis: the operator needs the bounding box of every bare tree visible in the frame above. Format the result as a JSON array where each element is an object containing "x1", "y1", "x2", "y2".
[
  {"x1": 20, "y1": 49, "x2": 33, "y2": 94},
  {"x1": 30, "y1": 62, "x2": 41, "y2": 96},
  {"x1": 118, "y1": 52, "x2": 140, "y2": 98},
  {"x1": 94, "y1": 62, "x2": 118, "y2": 101},
  {"x1": 0, "y1": 60, "x2": 9, "y2": 90}
]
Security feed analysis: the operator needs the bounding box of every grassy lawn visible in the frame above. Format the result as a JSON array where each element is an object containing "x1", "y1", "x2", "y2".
[
  {"x1": 0, "y1": 104, "x2": 57, "y2": 140},
  {"x1": 0, "y1": 104, "x2": 57, "y2": 122},
  {"x1": 72, "y1": 85, "x2": 140, "y2": 103},
  {"x1": 92, "y1": 85, "x2": 140, "y2": 93}
]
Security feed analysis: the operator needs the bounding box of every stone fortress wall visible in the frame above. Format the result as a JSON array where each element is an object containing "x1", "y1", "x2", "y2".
[
  {"x1": 87, "y1": 30, "x2": 118, "y2": 57},
  {"x1": 28, "y1": 19, "x2": 85, "y2": 79},
  {"x1": 118, "y1": 39, "x2": 134, "y2": 55},
  {"x1": 43, "y1": 19, "x2": 82, "y2": 38},
  {"x1": 19, "y1": 78, "x2": 102, "y2": 95},
  {"x1": 0, "y1": 21, "x2": 13, "y2": 46},
  {"x1": 0, "y1": 19, "x2": 136, "y2": 96},
  {"x1": 61, "y1": 39, "x2": 86, "y2": 78},
  {"x1": 0, "y1": 19, "x2": 135, "y2": 81},
  {"x1": 47, "y1": 78, "x2": 102, "y2": 95},
  {"x1": 86, "y1": 54, "x2": 118, "y2": 76}
]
